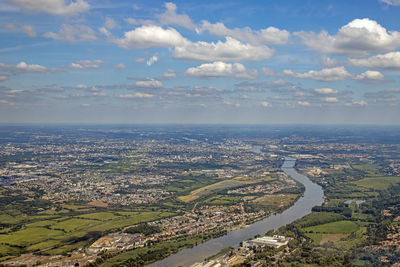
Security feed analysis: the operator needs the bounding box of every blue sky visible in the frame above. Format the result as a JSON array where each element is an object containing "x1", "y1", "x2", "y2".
[{"x1": 0, "y1": 0, "x2": 400, "y2": 124}]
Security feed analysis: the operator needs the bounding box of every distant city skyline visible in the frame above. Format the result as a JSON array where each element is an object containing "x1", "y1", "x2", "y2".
[{"x1": 0, "y1": 0, "x2": 399, "y2": 124}]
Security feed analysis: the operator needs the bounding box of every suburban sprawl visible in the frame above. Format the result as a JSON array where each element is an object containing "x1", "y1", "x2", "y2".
[{"x1": 0, "y1": 125, "x2": 400, "y2": 266}]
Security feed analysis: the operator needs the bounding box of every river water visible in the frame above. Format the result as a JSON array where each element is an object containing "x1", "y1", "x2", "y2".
[{"x1": 148, "y1": 156, "x2": 324, "y2": 267}]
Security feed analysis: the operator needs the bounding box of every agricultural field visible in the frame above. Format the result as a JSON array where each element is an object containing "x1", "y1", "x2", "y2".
[
  {"x1": 253, "y1": 193, "x2": 298, "y2": 208},
  {"x1": 0, "y1": 204, "x2": 175, "y2": 260},
  {"x1": 177, "y1": 176, "x2": 274, "y2": 203},
  {"x1": 354, "y1": 176, "x2": 400, "y2": 190}
]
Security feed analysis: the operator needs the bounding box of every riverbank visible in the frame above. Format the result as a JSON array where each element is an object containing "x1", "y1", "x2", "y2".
[{"x1": 147, "y1": 157, "x2": 324, "y2": 267}]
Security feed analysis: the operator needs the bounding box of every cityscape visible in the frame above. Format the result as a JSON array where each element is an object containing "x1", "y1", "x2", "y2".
[{"x1": 1, "y1": 0, "x2": 400, "y2": 266}]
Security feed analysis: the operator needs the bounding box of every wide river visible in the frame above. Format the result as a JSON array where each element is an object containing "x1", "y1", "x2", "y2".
[{"x1": 148, "y1": 156, "x2": 324, "y2": 267}]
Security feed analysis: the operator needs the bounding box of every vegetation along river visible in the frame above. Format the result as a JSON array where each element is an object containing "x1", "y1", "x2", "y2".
[{"x1": 148, "y1": 156, "x2": 324, "y2": 267}]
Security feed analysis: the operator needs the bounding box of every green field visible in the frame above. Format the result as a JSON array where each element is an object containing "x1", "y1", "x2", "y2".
[
  {"x1": 354, "y1": 176, "x2": 400, "y2": 190},
  {"x1": 304, "y1": 220, "x2": 359, "y2": 234},
  {"x1": 0, "y1": 209, "x2": 174, "y2": 259}
]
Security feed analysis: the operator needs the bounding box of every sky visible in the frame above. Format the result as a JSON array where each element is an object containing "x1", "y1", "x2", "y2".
[{"x1": 0, "y1": 0, "x2": 400, "y2": 125}]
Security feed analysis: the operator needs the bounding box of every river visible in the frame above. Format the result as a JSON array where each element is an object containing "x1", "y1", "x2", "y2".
[{"x1": 148, "y1": 156, "x2": 324, "y2": 267}]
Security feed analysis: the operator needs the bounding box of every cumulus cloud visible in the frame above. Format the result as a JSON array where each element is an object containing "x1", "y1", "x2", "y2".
[
  {"x1": 173, "y1": 37, "x2": 274, "y2": 62},
  {"x1": 99, "y1": 27, "x2": 111, "y2": 37},
  {"x1": 0, "y1": 75, "x2": 8, "y2": 81},
  {"x1": 44, "y1": 24, "x2": 97, "y2": 42},
  {"x1": 379, "y1": 0, "x2": 400, "y2": 6},
  {"x1": 116, "y1": 26, "x2": 273, "y2": 62},
  {"x1": 200, "y1": 21, "x2": 290, "y2": 45},
  {"x1": 284, "y1": 67, "x2": 384, "y2": 82},
  {"x1": 283, "y1": 66, "x2": 352, "y2": 82},
  {"x1": 355, "y1": 70, "x2": 385, "y2": 81},
  {"x1": 75, "y1": 84, "x2": 87, "y2": 89},
  {"x1": 325, "y1": 97, "x2": 339, "y2": 103},
  {"x1": 163, "y1": 69, "x2": 177, "y2": 78},
  {"x1": 0, "y1": 61, "x2": 49, "y2": 73},
  {"x1": 157, "y1": 2, "x2": 196, "y2": 30},
  {"x1": 115, "y1": 25, "x2": 188, "y2": 49},
  {"x1": 70, "y1": 60, "x2": 103, "y2": 69},
  {"x1": 295, "y1": 18, "x2": 400, "y2": 56},
  {"x1": 135, "y1": 79, "x2": 163, "y2": 88},
  {"x1": 320, "y1": 56, "x2": 339, "y2": 67},
  {"x1": 8, "y1": 0, "x2": 90, "y2": 16},
  {"x1": 118, "y1": 93, "x2": 154, "y2": 98},
  {"x1": 348, "y1": 52, "x2": 400, "y2": 69},
  {"x1": 147, "y1": 54, "x2": 158, "y2": 66},
  {"x1": 298, "y1": 101, "x2": 311, "y2": 106},
  {"x1": 185, "y1": 61, "x2": 258, "y2": 79},
  {"x1": 346, "y1": 100, "x2": 368, "y2": 106},
  {"x1": 314, "y1": 88, "x2": 338, "y2": 95}
]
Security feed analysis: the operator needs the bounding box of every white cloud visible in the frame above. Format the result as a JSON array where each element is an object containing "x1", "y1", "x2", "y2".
[
  {"x1": 118, "y1": 93, "x2": 154, "y2": 98},
  {"x1": 135, "y1": 79, "x2": 163, "y2": 88},
  {"x1": 298, "y1": 101, "x2": 311, "y2": 106},
  {"x1": 173, "y1": 37, "x2": 274, "y2": 62},
  {"x1": 200, "y1": 21, "x2": 290, "y2": 45},
  {"x1": 75, "y1": 84, "x2": 88, "y2": 89},
  {"x1": 223, "y1": 101, "x2": 241, "y2": 107},
  {"x1": 346, "y1": 100, "x2": 368, "y2": 106},
  {"x1": 124, "y1": 18, "x2": 155, "y2": 26},
  {"x1": 296, "y1": 18, "x2": 400, "y2": 56},
  {"x1": 9, "y1": 0, "x2": 90, "y2": 16},
  {"x1": 284, "y1": 66, "x2": 384, "y2": 82},
  {"x1": 261, "y1": 101, "x2": 271, "y2": 107},
  {"x1": 314, "y1": 88, "x2": 338, "y2": 95},
  {"x1": 355, "y1": 70, "x2": 385, "y2": 81},
  {"x1": 115, "y1": 25, "x2": 188, "y2": 49},
  {"x1": 379, "y1": 0, "x2": 400, "y2": 6},
  {"x1": 283, "y1": 66, "x2": 352, "y2": 82},
  {"x1": 261, "y1": 67, "x2": 276, "y2": 76},
  {"x1": 105, "y1": 18, "x2": 117, "y2": 29},
  {"x1": 135, "y1": 58, "x2": 146, "y2": 63},
  {"x1": 99, "y1": 27, "x2": 111, "y2": 37},
  {"x1": 21, "y1": 25, "x2": 36, "y2": 37},
  {"x1": 147, "y1": 54, "x2": 158, "y2": 66},
  {"x1": 0, "y1": 61, "x2": 48, "y2": 73},
  {"x1": 44, "y1": 24, "x2": 97, "y2": 42},
  {"x1": 163, "y1": 69, "x2": 177, "y2": 78},
  {"x1": 348, "y1": 52, "x2": 400, "y2": 69},
  {"x1": 157, "y1": 2, "x2": 196, "y2": 30},
  {"x1": 114, "y1": 63, "x2": 126, "y2": 69},
  {"x1": 325, "y1": 97, "x2": 339, "y2": 103},
  {"x1": 4, "y1": 23, "x2": 36, "y2": 38},
  {"x1": 185, "y1": 61, "x2": 258, "y2": 79},
  {"x1": 0, "y1": 74, "x2": 8, "y2": 81},
  {"x1": 320, "y1": 56, "x2": 339, "y2": 67},
  {"x1": 70, "y1": 60, "x2": 103, "y2": 69}
]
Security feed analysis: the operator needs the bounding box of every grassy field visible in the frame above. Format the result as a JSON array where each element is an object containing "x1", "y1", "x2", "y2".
[
  {"x1": 253, "y1": 194, "x2": 298, "y2": 207},
  {"x1": 0, "y1": 208, "x2": 175, "y2": 259},
  {"x1": 354, "y1": 176, "x2": 400, "y2": 190},
  {"x1": 304, "y1": 220, "x2": 359, "y2": 234},
  {"x1": 177, "y1": 176, "x2": 271, "y2": 203},
  {"x1": 205, "y1": 195, "x2": 242, "y2": 205}
]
